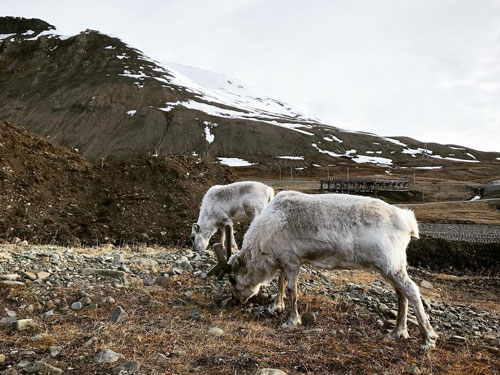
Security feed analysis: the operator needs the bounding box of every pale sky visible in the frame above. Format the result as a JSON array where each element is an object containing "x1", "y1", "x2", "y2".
[{"x1": 3, "y1": 0, "x2": 500, "y2": 151}]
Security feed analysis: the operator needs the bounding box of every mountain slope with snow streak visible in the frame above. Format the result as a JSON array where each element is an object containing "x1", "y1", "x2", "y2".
[{"x1": 1, "y1": 16, "x2": 499, "y2": 169}]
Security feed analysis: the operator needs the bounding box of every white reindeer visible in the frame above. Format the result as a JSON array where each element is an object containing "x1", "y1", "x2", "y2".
[
  {"x1": 209, "y1": 191, "x2": 438, "y2": 350},
  {"x1": 191, "y1": 181, "x2": 274, "y2": 252}
]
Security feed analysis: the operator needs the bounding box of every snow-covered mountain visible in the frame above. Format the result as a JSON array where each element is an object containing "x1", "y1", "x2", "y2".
[{"x1": 1, "y1": 16, "x2": 499, "y2": 169}]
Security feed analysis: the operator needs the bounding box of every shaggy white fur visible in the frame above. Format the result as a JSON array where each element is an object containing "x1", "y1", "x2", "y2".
[
  {"x1": 226, "y1": 191, "x2": 437, "y2": 350},
  {"x1": 191, "y1": 181, "x2": 274, "y2": 252}
]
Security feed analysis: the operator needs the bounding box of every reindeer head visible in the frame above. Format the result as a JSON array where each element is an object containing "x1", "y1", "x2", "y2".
[
  {"x1": 191, "y1": 223, "x2": 210, "y2": 252},
  {"x1": 207, "y1": 225, "x2": 261, "y2": 303}
]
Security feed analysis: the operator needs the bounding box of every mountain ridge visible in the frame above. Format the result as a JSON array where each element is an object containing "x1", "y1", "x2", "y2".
[{"x1": 1, "y1": 17, "x2": 499, "y2": 169}]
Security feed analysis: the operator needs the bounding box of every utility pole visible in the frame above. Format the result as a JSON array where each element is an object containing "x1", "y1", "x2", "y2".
[
  {"x1": 327, "y1": 165, "x2": 330, "y2": 179},
  {"x1": 279, "y1": 167, "x2": 281, "y2": 180},
  {"x1": 347, "y1": 166, "x2": 349, "y2": 180},
  {"x1": 290, "y1": 166, "x2": 292, "y2": 181}
]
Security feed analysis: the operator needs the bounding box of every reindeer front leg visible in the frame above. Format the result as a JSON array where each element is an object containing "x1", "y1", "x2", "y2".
[
  {"x1": 268, "y1": 271, "x2": 287, "y2": 314},
  {"x1": 282, "y1": 268, "x2": 301, "y2": 329}
]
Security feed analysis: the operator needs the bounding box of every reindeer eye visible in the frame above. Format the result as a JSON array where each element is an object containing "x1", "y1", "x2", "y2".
[{"x1": 228, "y1": 276, "x2": 236, "y2": 285}]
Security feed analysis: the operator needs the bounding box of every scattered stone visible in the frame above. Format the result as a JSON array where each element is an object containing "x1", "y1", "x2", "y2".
[
  {"x1": 49, "y1": 345, "x2": 62, "y2": 357},
  {"x1": 0, "y1": 280, "x2": 25, "y2": 288},
  {"x1": 71, "y1": 302, "x2": 83, "y2": 311},
  {"x1": 0, "y1": 274, "x2": 20, "y2": 281},
  {"x1": 208, "y1": 327, "x2": 224, "y2": 337},
  {"x1": 24, "y1": 360, "x2": 62, "y2": 374},
  {"x1": 23, "y1": 271, "x2": 37, "y2": 281},
  {"x1": 302, "y1": 312, "x2": 317, "y2": 326},
  {"x1": 110, "y1": 306, "x2": 128, "y2": 324},
  {"x1": 12, "y1": 319, "x2": 34, "y2": 331},
  {"x1": 0, "y1": 354, "x2": 5, "y2": 363},
  {"x1": 407, "y1": 365, "x2": 421, "y2": 374},
  {"x1": 389, "y1": 310, "x2": 398, "y2": 318},
  {"x1": 102, "y1": 296, "x2": 116, "y2": 305},
  {"x1": 420, "y1": 280, "x2": 433, "y2": 289},
  {"x1": 94, "y1": 349, "x2": 124, "y2": 364},
  {"x1": 113, "y1": 360, "x2": 141, "y2": 374},
  {"x1": 37, "y1": 271, "x2": 50, "y2": 280},
  {"x1": 451, "y1": 335, "x2": 467, "y2": 343},
  {"x1": 255, "y1": 369, "x2": 287, "y2": 375},
  {"x1": 82, "y1": 268, "x2": 127, "y2": 283},
  {"x1": 93, "y1": 321, "x2": 105, "y2": 331},
  {"x1": 2, "y1": 369, "x2": 18, "y2": 375},
  {"x1": 189, "y1": 310, "x2": 201, "y2": 321}
]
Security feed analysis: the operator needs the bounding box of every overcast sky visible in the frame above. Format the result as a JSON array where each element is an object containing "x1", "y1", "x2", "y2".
[{"x1": 3, "y1": 0, "x2": 500, "y2": 151}]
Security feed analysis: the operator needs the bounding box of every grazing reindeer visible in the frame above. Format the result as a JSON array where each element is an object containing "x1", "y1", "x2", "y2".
[
  {"x1": 191, "y1": 181, "x2": 274, "y2": 252},
  {"x1": 209, "y1": 191, "x2": 438, "y2": 350}
]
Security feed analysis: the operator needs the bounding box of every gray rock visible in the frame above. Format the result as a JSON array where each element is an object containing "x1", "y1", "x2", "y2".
[
  {"x1": 0, "y1": 274, "x2": 21, "y2": 281},
  {"x1": 49, "y1": 345, "x2": 62, "y2": 357},
  {"x1": 0, "y1": 280, "x2": 25, "y2": 288},
  {"x1": 189, "y1": 310, "x2": 201, "y2": 320},
  {"x1": 110, "y1": 306, "x2": 128, "y2": 324},
  {"x1": 24, "y1": 360, "x2": 62, "y2": 374},
  {"x1": 407, "y1": 365, "x2": 420, "y2": 374},
  {"x1": 37, "y1": 271, "x2": 50, "y2": 280},
  {"x1": 82, "y1": 268, "x2": 127, "y2": 283},
  {"x1": 23, "y1": 271, "x2": 37, "y2": 280},
  {"x1": 420, "y1": 280, "x2": 433, "y2": 289},
  {"x1": 255, "y1": 369, "x2": 287, "y2": 375},
  {"x1": 71, "y1": 302, "x2": 83, "y2": 311},
  {"x1": 94, "y1": 349, "x2": 124, "y2": 364},
  {"x1": 208, "y1": 327, "x2": 224, "y2": 337},
  {"x1": 12, "y1": 319, "x2": 34, "y2": 331},
  {"x1": 1, "y1": 368, "x2": 18, "y2": 375},
  {"x1": 113, "y1": 360, "x2": 141, "y2": 373}
]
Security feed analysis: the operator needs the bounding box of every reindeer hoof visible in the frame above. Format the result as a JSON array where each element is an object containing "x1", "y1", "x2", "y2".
[
  {"x1": 420, "y1": 332, "x2": 438, "y2": 350},
  {"x1": 267, "y1": 302, "x2": 285, "y2": 315},
  {"x1": 387, "y1": 328, "x2": 410, "y2": 340},
  {"x1": 281, "y1": 316, "x2": 301, "y2": 330}
]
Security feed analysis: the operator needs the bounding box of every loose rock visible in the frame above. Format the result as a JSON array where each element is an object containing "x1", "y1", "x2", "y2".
[
  {"x1": 110, "y1": 305, "x2": 128, "y2": 324},
  {"x1": 94, "y1": 349, "x2": 124, "y2": 364},
  {"x1": 255, "y1": 369, "x2": 287, "y2": 375},
  {"x1": 208, "y1": 327, "x2": 224, "y2": 337},
  {"x1": 113, "y1": 360, "x2": 141, "y2": 373}
]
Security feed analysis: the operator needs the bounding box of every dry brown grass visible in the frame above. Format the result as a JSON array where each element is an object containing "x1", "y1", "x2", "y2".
[
  {"x1": 1, "y1": 269, "x2": 499, "y2": 375},
  {"x1": 407, "y1": 200, "x2": 500, "y2": 224}
]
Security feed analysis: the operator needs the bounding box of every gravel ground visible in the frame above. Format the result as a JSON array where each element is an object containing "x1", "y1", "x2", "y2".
[
  {"x1": 0, "y1": 244, "x2": 499, "y2": 374},
  {"x1": 420, "y1": 223, "x2": 500, "y2": 243}
]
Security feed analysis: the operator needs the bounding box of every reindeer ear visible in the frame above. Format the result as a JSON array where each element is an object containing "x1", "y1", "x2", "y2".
[{"x1": 192, "y1": 223, "x2": 200, "y2": 232}]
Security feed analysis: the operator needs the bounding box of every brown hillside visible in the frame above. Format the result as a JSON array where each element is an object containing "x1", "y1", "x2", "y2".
[{"x1": 0, "y1": 121, "x2": 234, "y2": 245}]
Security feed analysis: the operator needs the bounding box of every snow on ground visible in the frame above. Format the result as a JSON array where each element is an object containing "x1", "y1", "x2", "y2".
[
  {"x1": 429, "y1": 155, "x2": 480, "y2": 163},
  {"x1": 470, "y1": 195, "x2": 481, "y2": 201},
  {"x1": 217, "y1": 157, "x2": 257, "y2": 167},
  {"x1": 204, "y1": 126, "x2": 214, "y2": 144},
  {"x1": 311, "y1": 143, "x2": 345, "y2": 158},
  {"x1": 105, "y1": 45, "x2": 116, "y2": 49},
  {"x1": 277, "y1": 156, "x2": 304, "y2": 160},
  {"x1": 323, "y1": 134, "x2": 343, "y2": 143},
  {"x1": 126, "y1": 110, "x2": 136, "y2": 116},
  {"x1": 0, "y1": 33, "x2": 15, "y2": 41},
  {"x1": 412, "y1": 166, "x2": 443, "y2": 169},
  {"x1": 351, "y1": 155, "x2": 393, "y2": 165},
  {"x1": 379, "y1": 136, "x2": 407, "y2": 147}
]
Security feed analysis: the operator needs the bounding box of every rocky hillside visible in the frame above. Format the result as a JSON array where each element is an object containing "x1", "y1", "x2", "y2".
[
  {"x1": 0, "y1": 120, "x2": 234, "y2": 246},
  {"x1": 1, "y1": 16, "x2": 499, "y2": 169}
]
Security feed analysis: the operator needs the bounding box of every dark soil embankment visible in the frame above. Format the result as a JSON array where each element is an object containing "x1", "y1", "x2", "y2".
[
  {"x1": 0, "y1": 121, "x2": 235, "y2": 245},
  {"x1": 408, "y1": 237, "x2": 500, "y2": 274}
]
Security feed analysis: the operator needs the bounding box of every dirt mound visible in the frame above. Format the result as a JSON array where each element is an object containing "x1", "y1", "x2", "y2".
[
  {"x1": 407, "y1": 237, "x2": 500, "y2": 274},
  {"x1": 0, "y1": 121, "x2": 235, "y2": 245}
]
